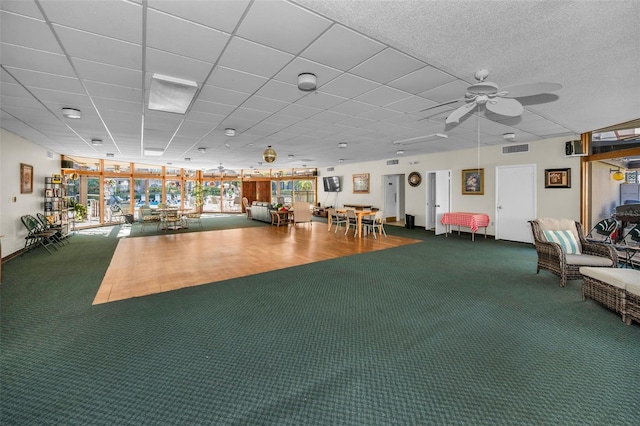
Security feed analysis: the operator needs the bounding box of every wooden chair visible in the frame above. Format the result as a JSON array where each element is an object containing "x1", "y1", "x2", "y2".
[
  {"x1": 363, "y1": 210, "x2": 387, "y2": 239},
  {"x1": 529, "y1": 218, "x2": 618, "y2": 287},
  {"x1": 327, "y1": 208, "x2": 347, "y2": 233},
  {"x1": 242, "y1": 197, "x2": 252, "y2": 219},
  {"x1": 183, "y1": 211, "x2": 202, "y2": 229},
  {"x1": 292, "y1": 202, "x2": 312, "y2": 226},
  {"x1": 344, "y1": 209, "x2": 358, "y2": 237},
  {"x1": 139, "y1": 207, "x2": 160, "y2": 231}
]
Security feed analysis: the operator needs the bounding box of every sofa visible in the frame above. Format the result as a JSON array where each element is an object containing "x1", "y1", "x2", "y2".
[{"x1": 250, "y1": 202, "x2": 272, "y2": 223}]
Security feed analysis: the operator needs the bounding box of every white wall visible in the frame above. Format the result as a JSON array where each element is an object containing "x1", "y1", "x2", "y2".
[
  {"x1": 1, "y1": 129, "x2": 62, "y2": 256},
  {"x1": 318, "y1": 136, "x2": 582, "y2": 234}
]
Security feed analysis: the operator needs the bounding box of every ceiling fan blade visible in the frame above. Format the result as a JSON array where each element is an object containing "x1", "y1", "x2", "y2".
[
  {"x1": 486, "y1": 97, "x2": 524, "y2": 117},
  {"x1": 501, "y1": 82, "x2": 562, "y2": 98},
  {"x1": 419, "y1": 98, "x2": 462, "y2": 112},
  {"x1": 445, "y1": 102, "x2": 476, "y2": 124}
]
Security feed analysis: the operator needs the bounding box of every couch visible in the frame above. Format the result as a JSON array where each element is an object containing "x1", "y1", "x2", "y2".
[{"x1": 250, "y1": 201, "x2": 272, "y2": 223}]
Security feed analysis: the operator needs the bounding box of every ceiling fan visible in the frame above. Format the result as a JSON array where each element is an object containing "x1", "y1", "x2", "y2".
[{"x1": 423, "y1": 69, "x2": 562, "y2": 124}]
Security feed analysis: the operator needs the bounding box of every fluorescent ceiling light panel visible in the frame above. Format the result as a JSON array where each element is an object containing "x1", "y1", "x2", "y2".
[
  {"x1": 148, "y1": 74, "x2": 198, "y2": 114},
  {"x1": 144, "y1": 148, "x2": 164, "y2": 156}
]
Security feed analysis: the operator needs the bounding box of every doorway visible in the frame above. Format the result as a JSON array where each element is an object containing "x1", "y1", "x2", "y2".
[
  {"x1": 384, "y1": 175, "x2": 403, "y2": 222},
  {"x1": 425, "y1": 170, "x2": 451, "y2": 234},
  {"x1": 495, "y1": 164, "x2": 536, "y2": 243}
]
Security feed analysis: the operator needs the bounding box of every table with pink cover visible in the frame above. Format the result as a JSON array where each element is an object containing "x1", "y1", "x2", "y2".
[{"x1": 440, "y1": 212, "x2": 490, "y2": 241}]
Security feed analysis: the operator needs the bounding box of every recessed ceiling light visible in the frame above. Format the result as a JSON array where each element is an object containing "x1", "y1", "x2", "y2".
[
  {"x1": 396, "y1": 150, "x2": 405, "y2": 155},
  {"x1": 144, "y1": 148, "x2": 164, "y2": 156},
  {"x1": 62, "y1": 108, "x2": 81, "y2": 119},
  {"x1": 338, "y1": 142, "x2": 347, "y2": 148},
  {"x1": 287, "y1": 154, "x2": 294, "y2": 160},
  {"x1": 148, "y1": 73, "x2": 198, "y2": 114},
  {"x1": 224, "y1": 128, "x2": 236, "y2": 137},
  {"x1": 91, "y1": 138, "x2": 103, "y2": 146}
]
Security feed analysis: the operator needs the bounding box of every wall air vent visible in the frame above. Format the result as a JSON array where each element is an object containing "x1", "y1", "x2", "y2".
[
  {"x1": 326, "y1": 167, "x2": 335, "y2": 172},
  {"x1": 387, "y1": 159, "x2": 399, "y2": 165},
  {"x1": 502, "y1": 144, "x2": 529, "y2": 154}
]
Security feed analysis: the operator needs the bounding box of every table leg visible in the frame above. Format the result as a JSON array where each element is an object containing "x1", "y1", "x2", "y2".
[
  {"x1": 357, "y1": 215, "x2": 362, "y2": 238},
  {"x1": 327, "y1": 212, "x2": 332, "y2": 231}
]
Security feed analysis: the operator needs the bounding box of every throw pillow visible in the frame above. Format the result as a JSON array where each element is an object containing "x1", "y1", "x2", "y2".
[{"x1": 543, "y1": 229, "x2": 581, "y2": 254}]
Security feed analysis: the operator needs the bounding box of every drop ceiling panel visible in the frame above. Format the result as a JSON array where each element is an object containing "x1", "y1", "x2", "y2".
[
  {"x1": 389, "y1": 66, "x2": 457, "y2": 94},
  {"x1": 420, "y1": 80, "x2": 470, "y2": 103},
  {"x1": 198, "y1": 84, "x2": 251, "y2": 107},
  {"x1": 0, "y1": 1, "x2": 42, "y2": 19},
  {"x1": 184, "y1": 110, "x2": 226, "y2": 125},
  {"x1": 53, "y1": 25, "x2": 142, "y2": 70},
  {"x1": 207, "y1": 66, "x2": 268, "y2": 95},
  {"x1": 0, "y1": 43, "x2": 75, "y2": 77},
  {"x1": 145, "y1": 48, "x2": 213, "y2": 84},
  {"x1": 147, "y1": 0, "x2": 250, "y2": 34},
  {"x1": 295, "y1": 91, "x2": 347, "y2": 110},
  {"x1": 41, "y1": 1, "x2": 142, "y2": 43},
  {"x1": 218, "y1": 37, "x2": 294, "y2": 79},
  {"x1": 350, "y1": 48, "x2": 425, "y2": 84},
  {"x1": 84, "y1": 81, "x2": 142, "y2": 103},
  {"x1": 4, "y1": 67, "x2": 84, "y2": 94},
  {"x1": 241, "y1": 96, "x2": 289, "y2": 114},
  {"x1": 358, "y1": 108, "x2": 404, "y2": 122},
  {"x1": 73, "y1": 59, "x2": 142, "y2": 89},
  {"x1": 236, "y1": 0, "x2": 331, "y2": 54},
  {"x1": 301, "y1": 24, "x2": 385, "y2": 71},
  {"x1": 320, "y1": 74, "x2": 380, "y2": 98},
  {"x1": 190, "y1": 99, "x2": 236, "y2": 117},
  {"x1": 330, "y1": 100, "x2": 378, "y2": 116},
  {"x1": 354, "y1": 86, "x2": 410, "y2": 107},
  {"x1": 254, "y1": 80, "x2": 305, "y2": 103},
  {"x1": 147, "y1": 9, "x2": 229, "y2": 63},
  {"x1": 0, "y1": 10, "x2": 63, "y2": 54}
]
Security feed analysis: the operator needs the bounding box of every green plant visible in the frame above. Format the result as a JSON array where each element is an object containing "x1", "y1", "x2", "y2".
[
  {"x1": 74, "y1": 203, "x2": 87, "y2": 221},
  {"x1": 192, "y1": 182, "x2": 205, "y2": 211}
]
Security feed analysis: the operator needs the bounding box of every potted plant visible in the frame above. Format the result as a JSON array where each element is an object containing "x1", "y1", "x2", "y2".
[
  {"x1": 73, "y1": 202, "x2": 87, "y2": 222},
  {"x1": 192, "y1": 182, "x2": 205, "y2": 213}
]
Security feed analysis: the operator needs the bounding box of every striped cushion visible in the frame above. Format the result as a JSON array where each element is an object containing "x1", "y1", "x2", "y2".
[{"x1": 543, "y1": 229, "x2": 581, "y2": 254}]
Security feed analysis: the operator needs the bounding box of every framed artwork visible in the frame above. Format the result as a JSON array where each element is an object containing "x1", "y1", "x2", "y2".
[
  {"x1": 462, "y1": 168, "x2": 484, "y2": 195},
  {"x1": 20, "y1": 163, "x2": 33, "y2": 194},
  {"x1": 352, "y1": 173, "x2": 370, "y2": 194},
  {"x1": 545, "y1": 168, "x2": 571, "y2": 188}
]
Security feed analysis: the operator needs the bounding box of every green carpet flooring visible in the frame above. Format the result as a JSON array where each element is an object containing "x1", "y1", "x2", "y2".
[{"x1": 1, "y1": 215, "x2": 639, "y2": 425}]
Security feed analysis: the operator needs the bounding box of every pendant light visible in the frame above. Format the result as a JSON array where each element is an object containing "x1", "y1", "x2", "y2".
[{"x1": 263, "y1": 146, "x2": 277, "y2": 163}]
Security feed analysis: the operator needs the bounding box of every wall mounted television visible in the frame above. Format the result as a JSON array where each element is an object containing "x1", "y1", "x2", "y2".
[{"x1": 323, "y1": 176, "x2": 341, "y2": 192}]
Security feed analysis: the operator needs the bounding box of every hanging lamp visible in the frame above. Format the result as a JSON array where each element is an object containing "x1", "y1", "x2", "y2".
[{"x1": 263, "y1": 146, "x2": 277, "y2": 163}]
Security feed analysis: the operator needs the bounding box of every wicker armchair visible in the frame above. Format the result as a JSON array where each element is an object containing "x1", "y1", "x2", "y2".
[{"x1": 529, "y1": 218, "x2": 618, "y2": 287}]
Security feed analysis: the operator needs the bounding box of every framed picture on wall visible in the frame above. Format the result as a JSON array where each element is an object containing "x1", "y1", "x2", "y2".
[
  {"x1": 462, "y1": 168, "x2": 484, "y2": 195},
  {"x1": 352, "y1": 173, "x2": 370, "y2": 194},
  {"x1": 20, "y1": 163, "x2": 33, "y2": 194},
  {"x1": 545, "y1": 168, "x2": 571, "y2": 188}
]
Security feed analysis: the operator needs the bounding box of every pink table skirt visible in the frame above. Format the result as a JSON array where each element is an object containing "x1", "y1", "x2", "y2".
[{"x1": 441, "y1": 212, "x2": 490, "y2": 233}]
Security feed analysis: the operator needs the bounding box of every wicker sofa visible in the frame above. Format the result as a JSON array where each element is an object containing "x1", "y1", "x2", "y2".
[
  {"x1": 580, "y1": 267, "x2": 640, "y2": 325},
  {"x1": 529, "y1": 218, "x2": 618, "y2": 287}
]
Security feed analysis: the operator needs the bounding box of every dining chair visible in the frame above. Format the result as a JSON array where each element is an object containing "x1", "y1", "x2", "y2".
[
  {"x1": 139, "y1": 207, "x2": 161, "y2": 231},
  {"x1": 183, "y1": 210, "x2": 202, "y2": 228},
  {"x1": 344, "y1": 209, "x2": 358, "y2": 237},
  {"x1": 364, "y1": 210, "x2": 387, "y2": 239},
  {"x1": 327, "y1": 208, "x2": 347, "y2": 233}
]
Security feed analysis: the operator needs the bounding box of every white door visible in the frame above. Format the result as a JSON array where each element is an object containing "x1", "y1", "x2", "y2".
[
  {"x1": 495, "y1": 164, "x2": 536, "y2": 243},
  {"x1": 384, "y1": 175, "x2": 400, "y2": 220},
  {"x1": 426, "y1": 170, "x2": 451, "y2": 235}
]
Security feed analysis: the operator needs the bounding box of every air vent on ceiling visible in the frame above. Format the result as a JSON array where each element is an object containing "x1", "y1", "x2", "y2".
[
  {"x1": 326, "y1": 167, "x2": 335, "y2": 172},
  {"x1": 502, "y1": 144, "x2": 529, "y2": 154},
  {"x1": 387, "y1": 159, "x2": 399, "y2": 165}
]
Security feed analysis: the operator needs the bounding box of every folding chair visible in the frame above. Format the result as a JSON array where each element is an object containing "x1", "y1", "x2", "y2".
[
  {"x1": 21, "y1": 215, "x2": 59, "y2": 254},
  {"x1": 586, "y1": 218, "x2": 619, "y2": 244},
  {"x1": 36, "y1": 212, "x2": 68, "y2": 246}
]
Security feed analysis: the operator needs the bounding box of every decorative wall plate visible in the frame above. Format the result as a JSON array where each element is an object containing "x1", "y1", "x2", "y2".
[{"x1": 408, "y1": 171, "x2": 422, "y2": 187}]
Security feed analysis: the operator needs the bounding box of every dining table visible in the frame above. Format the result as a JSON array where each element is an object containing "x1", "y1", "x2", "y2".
[
  {"x1": 156, "y1": 206, "x2": 186, "y2": 230},
  {"x1": 331, "y1": 208, "x2": 374, "y2": 239},
  {"x1": 440, "y1": 212, "x2": 490, "y2": 241}
]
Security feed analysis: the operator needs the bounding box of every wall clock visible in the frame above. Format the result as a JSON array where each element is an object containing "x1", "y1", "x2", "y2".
[{"x1": 408, "y1": 171, "x2": 422, "y2": 187}]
